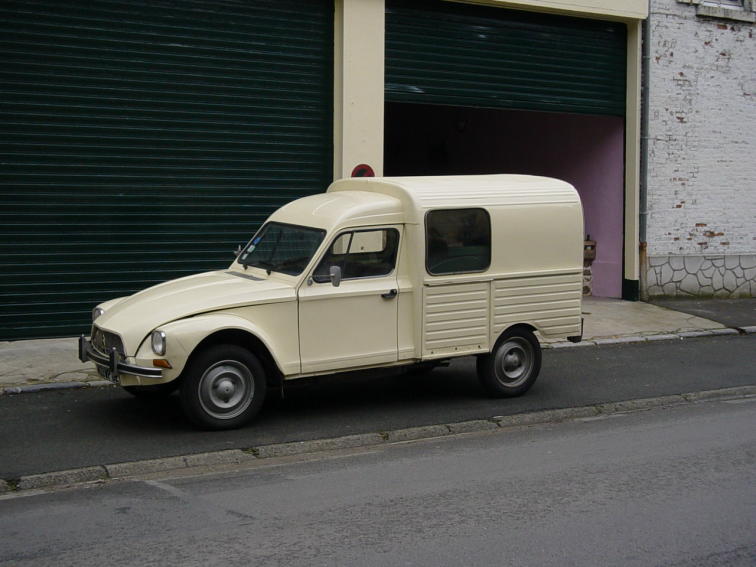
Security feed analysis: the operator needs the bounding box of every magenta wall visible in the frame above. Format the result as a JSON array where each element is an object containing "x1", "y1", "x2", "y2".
[{"x1": 385, "y1": 104, "x2": 626, "y2": 297}]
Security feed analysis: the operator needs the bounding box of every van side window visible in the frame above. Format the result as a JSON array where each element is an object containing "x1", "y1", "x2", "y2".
[
  {"x1": 314, "y1": 228, "x2": 400, "y2": 282},
  {"x1": 426, "y1": 208, "x2": 491, "y2": 275}
]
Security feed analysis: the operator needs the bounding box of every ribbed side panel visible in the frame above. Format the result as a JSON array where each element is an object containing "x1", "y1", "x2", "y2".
[
  {"x1": 494, "y1": 274, "x2": 582, "y2": 339},
  {"x1": 386, "y1": 0, "x2": 626, "y2": 116},
  {"x1": 423, "y1": 282, "x2": 490, "y2": 356},
  {"x1": 0, "y1": 0, "x2": 333, "y2": 339}
]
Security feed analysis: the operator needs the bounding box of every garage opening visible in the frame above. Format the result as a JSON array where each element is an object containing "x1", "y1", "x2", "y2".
[
  {"x1": 384, "y1": 0, "x2": 627, "y2": 298},
  {"x1": 385, "y1": 103, "x2": 625, "y2": 297}
]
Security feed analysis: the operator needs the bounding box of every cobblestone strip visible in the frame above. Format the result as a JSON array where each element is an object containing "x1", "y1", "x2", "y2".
[{"x1": 647, "y1": 254, "x2": 756, "y2": 298}]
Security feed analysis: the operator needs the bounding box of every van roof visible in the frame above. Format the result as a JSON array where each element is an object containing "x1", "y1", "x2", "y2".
[
  {"x1": 271, "y1": 175, "x2": 580, "y2": 230},
  {"x1": 269, "y1": 190, "x2": 403, "y2": 229},
  {"x1": 328, "y1": 174, "x2": 579, "y2": 221}
]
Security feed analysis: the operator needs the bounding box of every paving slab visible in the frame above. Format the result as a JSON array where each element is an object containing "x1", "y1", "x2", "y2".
[
  {"x1": 579, "y1": 296, "x2": 724, "y2": 339},
  {"x1": 0, "y1": 337, "x2": 96, "y2": 390}
]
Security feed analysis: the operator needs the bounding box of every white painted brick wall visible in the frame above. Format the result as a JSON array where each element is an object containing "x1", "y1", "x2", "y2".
[{"x1": 647, "y1": 0, "x2": 756, "y2": 257}]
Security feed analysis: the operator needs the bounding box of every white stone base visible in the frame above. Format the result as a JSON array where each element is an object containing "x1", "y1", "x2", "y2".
[{"x1": 646, "y1": 254, "x2": 756, "y2": 297}]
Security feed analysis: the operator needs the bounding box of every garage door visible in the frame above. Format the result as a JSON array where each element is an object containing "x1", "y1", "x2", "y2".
[
  {"x1": 0, "y1": 0, "x2": 333, "y2": 339},
  {"x1": 386, "y1": 0, "x2": 626, "y2": 116}
]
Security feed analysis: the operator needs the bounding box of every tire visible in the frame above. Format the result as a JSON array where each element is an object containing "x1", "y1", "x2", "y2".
[
  {"x1": 179, "y1": 345, "x2": 267, "y2": 430},
  {"x1": 123, "y1": 382, "x2": 179, "y2": 399},
  {"x1": 477, "y1": 328, "x2": 541, "y2": 397}
]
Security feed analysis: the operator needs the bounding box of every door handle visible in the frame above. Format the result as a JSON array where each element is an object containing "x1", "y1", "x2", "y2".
[{"x1": 381, "y1": 288, "x2": 398, "y2": 299}]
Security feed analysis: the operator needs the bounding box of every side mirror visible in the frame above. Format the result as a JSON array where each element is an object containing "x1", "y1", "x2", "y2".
[
  {"x1": 329, "y1": 265, "x2": 342, "y2": 287},
  {"x1": 233, "y1": 244, "x2": 243, "y2": 258}
]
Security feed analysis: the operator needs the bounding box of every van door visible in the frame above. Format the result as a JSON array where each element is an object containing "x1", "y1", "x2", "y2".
[{"x1": 298, "y1": 226, "x2": 402, "y2": 373}]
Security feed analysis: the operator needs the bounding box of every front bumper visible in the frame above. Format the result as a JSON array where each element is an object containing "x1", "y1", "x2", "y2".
[{"x1": 78, "y1": 335, "x2": 162, "y2": 382}]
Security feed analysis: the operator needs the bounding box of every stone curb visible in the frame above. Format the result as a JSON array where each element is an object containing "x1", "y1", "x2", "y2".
[
  {"x1": 542, "y1": 327, "x2": 743, "y2": 349},
  {"x1": 1, "y1": 380, "x2": 110, "y2": 396},
  {"x1": 16, "y1": 466, "x2": 107, "y2": 491},
  {"x1": 4, "y1": 384, "x2": 755, "y2": 495}
]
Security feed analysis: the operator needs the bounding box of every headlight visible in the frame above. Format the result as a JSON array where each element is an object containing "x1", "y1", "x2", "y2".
[
  {"x1": 92, "y1": 307, "x2": 104, "y2": 322},
  {"x1": 151, "y1": 330, "x2": 167, "y2": 356}
]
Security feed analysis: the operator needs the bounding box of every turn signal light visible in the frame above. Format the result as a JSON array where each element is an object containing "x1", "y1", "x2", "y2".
[{"x1": 152, "y1": 359, "x2": 172, "y2": 369}]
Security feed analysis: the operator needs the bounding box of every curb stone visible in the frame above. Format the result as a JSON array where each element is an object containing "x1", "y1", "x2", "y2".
[
  {"x1": 446, "y1": 419, "x2": 499, "y2": 434},
  {"x1": 17, "y1": 466, "x2": 107, "y2": 491},
  {"x1": 545, "y1": 327, "x2": 746, "y2": 349},
  {"x1": 643, "y1": 333, "x2": 682, "y2": 342},
  {"x1": 5, "y1": 384, "x2": 755, "y2": 495},
  {"x1": 1, "y1": 380, "x2": 112, "y2": 396},
  {"x1": 105, "y1": 456, "x2": 188, "y2": 478},
  {"x1": 384, "y1": 424, "x2": 451, "y2": 443},
  {"x1": 254, "y1": 433, "x2": 385, "y2": 459},
  {"x1": 493, "y1": 406, "x2": 599, "y2": 427}
]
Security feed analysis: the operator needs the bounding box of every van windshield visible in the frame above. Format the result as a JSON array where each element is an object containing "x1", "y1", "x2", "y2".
[{"x1": 239, "y1": 222, "x2": 325, "y2": 276}]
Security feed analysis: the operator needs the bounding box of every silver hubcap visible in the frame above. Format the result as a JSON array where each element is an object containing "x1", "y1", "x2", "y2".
[
  {"x1": 198, "y1": 360, "x2": 254, "y2": 420},
  {"x1": 493, "y1": 337, "x2": 533, "y2": 388}
]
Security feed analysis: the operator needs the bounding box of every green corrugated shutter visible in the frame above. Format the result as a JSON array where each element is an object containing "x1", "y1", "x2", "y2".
[
  {"x1": 0, "y1": 0, "x2": 333, "y2": 340},
  {"x1": 386, "y1": 0, "x2": 626, "y2": 116}
]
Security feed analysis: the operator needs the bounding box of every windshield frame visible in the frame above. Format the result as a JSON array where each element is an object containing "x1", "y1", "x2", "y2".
[{"x1": 237, "y1": 221, "x2": 326, "y2": 277}]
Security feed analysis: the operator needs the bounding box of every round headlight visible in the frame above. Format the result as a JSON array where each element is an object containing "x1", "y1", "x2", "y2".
[
  {"x1": 151, "y1": 330, "x2": 167, "y2": 356},
  {"x1": 92, "y1": 307, "x2": 104, "y2": 322}
]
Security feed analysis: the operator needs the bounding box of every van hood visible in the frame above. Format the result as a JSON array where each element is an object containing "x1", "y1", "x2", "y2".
[{"x1": 95, "y1": 270, "x2": 295, "y2": 354}]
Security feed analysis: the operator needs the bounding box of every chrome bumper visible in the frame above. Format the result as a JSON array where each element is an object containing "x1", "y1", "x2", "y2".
[{"x1": 78, "y1": 335, "x2": 162, "y2": 381}]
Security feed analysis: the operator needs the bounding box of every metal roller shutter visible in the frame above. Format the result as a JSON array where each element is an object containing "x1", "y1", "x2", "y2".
[
  {"x1": 0, "y1": 0, "x2": 333, "y2": 340},
  {"x1": 386, "y1": 0, "x2": 626, "y2": 116}
]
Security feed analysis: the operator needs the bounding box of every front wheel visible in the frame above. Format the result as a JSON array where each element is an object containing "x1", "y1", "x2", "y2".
[
  {"x1": 477, "y1": 328, "x2": 541, "y2": 397},
  {"x1": 180, "y1": 345, "x2": 266, "y2": 430}
]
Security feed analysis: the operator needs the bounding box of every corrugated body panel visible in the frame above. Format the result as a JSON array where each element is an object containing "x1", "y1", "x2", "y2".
[
  {"x1": 386, "y1": 0, "x2": 626, "y2": 116},
  {"x1": 0, "y1": 0, "x2": 333, "y2": 339},
  {"x1": 494, "y1": 274, "x2": 582, "y2": 338},
  {"x1": 423, "y1": 282, "x2": 490, "y2": 356}
]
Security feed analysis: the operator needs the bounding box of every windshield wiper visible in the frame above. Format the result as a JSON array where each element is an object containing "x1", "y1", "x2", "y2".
[{"x1": 254, "y1": 260, "x2": 275, "y2": 275}]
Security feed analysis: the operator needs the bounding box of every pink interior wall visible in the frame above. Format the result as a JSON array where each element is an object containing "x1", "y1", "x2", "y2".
[{"x1": 385, "y1": 104, "x2": 625, "y2": 297}]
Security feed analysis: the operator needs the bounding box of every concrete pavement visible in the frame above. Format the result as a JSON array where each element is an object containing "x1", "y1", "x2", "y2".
[{"x1": 1, "y1": 297, "x2": 753, "y2": 393}]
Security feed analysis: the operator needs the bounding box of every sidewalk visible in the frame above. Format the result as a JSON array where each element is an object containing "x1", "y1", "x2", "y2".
[{"x1": 1, "y1": 297, "x2": 754, "y2": 393}]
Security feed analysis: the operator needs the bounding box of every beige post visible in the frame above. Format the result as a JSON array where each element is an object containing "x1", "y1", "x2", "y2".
[{"x1": 333, "y1": 0, "x2": 386, "y2": 181}]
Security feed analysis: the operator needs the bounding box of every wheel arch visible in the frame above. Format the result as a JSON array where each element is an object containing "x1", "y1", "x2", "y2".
[
  {"x1": 492, "y1": 323, "x2": 539, "y2": 351},
  {"x1": 190, "y1": 329, "x2": 283, "y2": 388}
]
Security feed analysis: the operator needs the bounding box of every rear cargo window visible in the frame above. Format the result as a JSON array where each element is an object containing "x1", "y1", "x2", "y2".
[{"x1": 426, "y1": 208, "x2": 490, "y2": 275}]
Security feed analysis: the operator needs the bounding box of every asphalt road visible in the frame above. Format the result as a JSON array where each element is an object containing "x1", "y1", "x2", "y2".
[
  {"x1": 1, "y1": 397, "x2": 754, "y2": 566},
  {"x1": 650, "y1": 297, "x2": 756, "y2": 328},
  {"x1": 1, "y1": 334, "x2": 755, "y2": 479}
]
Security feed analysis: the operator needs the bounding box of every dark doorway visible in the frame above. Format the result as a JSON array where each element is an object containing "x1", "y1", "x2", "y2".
[{"x1": 384, "y1": 102, "x2": 625, "y2": 297}]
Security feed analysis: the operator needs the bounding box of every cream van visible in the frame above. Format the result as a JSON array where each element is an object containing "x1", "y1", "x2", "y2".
[{"x1": 79, "y1": 175, "x2": 584, "y2": 429}]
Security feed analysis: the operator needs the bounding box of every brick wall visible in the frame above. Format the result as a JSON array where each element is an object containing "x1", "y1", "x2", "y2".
[{"x1": 645, "y1": 0, "x2": 755, "y2": 297}]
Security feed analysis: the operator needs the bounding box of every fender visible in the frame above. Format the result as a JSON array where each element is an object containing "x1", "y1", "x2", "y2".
[{"x1": 133, "y1": 304, "x2": 300, "y2": 384}]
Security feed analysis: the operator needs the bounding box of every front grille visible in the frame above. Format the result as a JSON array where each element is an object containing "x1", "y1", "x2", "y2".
[{"x1": 91, "y1": 327, "x2": 125, "y2": 357}]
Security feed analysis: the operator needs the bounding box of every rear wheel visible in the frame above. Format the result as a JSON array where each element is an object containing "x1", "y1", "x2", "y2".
[
  {"x1": 180, "y1": 345, "x2": 266, "y2": 430},
  {"x1": 477, "y1": 328, "x2": 541, "y2": 397}
]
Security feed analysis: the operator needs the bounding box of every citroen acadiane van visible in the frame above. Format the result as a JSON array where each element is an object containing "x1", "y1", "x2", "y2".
[{"x1": 79, "y1": 175, "x2": 584, "y2": 429}]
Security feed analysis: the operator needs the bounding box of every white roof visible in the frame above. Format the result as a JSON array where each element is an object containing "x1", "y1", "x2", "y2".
[{"x1": 327, "y1": 175, "x2": 579, "y2": 222}]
